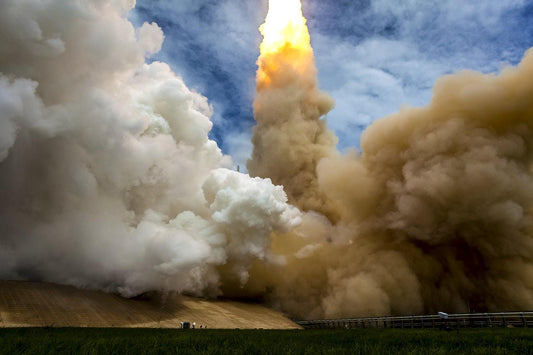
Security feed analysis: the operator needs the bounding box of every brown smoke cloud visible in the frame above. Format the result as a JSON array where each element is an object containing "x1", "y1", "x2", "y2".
[
  {"x1": 244, "y1": 46, "x2": 533, "y2": 318},
  {"x1": 247, "y1": 2, "x2": 338, "y2": 218},
  {"x1": 242, "y1": 0, "x2": 533, "y2": 319}
]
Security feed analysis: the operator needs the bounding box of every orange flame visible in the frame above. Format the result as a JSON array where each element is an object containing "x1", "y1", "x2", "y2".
[
  {"x1": 257, "y1": 0, "x2": 313, "y2": 88},
  {"x1": 259, "y1": 0, "x2": 311, "y2": 55}
]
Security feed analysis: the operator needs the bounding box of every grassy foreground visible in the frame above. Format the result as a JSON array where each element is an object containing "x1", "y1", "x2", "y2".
[{"x1": 1, "y1": 328, "x2": 532, "y2": 355}]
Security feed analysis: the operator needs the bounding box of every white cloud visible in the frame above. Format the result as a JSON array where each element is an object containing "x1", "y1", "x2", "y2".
[
  {"x1": 134, "y1": 0, "x2": 532, "y2": 153},
  {"x1": 306, "y1": 0, "x2": 531, "y2": 149},
  {"x1": 313, "y1": 35, "x2": 443, "y2": 148}
]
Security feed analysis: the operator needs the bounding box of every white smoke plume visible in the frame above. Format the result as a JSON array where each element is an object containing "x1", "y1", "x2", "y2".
[{"x1": 0, "y1": 0, "x2": 300, "y2": 297}]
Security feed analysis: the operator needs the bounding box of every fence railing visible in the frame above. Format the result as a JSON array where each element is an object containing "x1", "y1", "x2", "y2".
[{"x1": 296, "y1": 312, "x2": 533, "y2": 329}]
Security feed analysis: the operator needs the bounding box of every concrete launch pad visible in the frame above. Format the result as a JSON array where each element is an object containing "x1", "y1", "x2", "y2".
[{"x1": 0, "y1": 280, "x2": 300, "y2": 329}]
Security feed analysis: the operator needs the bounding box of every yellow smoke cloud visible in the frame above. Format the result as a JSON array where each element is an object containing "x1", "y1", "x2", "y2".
[
  {"x1": 249, "y1": 0, "x2": 338, "y2": 218},
  {"x1": 244, "y1": 1, "x2": 533, "y2": 319}
]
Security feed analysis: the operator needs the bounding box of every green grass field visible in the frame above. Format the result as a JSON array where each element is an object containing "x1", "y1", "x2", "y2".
[{"x1": 1, "y1": 328, "x2": 532, "y2": 355}]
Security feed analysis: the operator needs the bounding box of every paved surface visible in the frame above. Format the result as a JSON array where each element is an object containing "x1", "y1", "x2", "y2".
[{"x1": 0, "y1": 281, "x2": 300, "y2": 329}]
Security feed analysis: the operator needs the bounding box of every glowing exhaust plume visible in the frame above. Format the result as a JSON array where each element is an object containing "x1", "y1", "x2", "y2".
[
  {"x1": 249, "y1": 0, "x2": 338, "y2": 217},
  {"x1": 256, "y1": 0, "x2": 313, "y2": 89},
  {"x1": 259, "y1": 0, "x2": 311, "y2": 55}
]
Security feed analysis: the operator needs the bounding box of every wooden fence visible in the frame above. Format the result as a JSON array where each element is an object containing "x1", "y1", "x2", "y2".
[{"x1": 296, "y1": 312, "x2": 533, "y2": 329}]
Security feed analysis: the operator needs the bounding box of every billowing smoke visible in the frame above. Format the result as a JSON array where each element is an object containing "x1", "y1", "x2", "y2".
[
  {"x1": 0, "y1": 0, "x2": 300, "y2": 297},
  {"x1": 247, "y1": 0, "x2": 338, "y2": 218},
  {"x1": 3, "y1": 0, "x2": 533, "y2": 321},
  {"x1": 242, "y1": 0, "x2": 533, "y2": 319}
]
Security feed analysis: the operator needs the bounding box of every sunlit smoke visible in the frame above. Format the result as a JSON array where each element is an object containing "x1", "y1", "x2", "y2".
[
  {"x1": 0, "y1": 0, "x2": 299, "y2": 298},
  {"x1": 3, "y1": 0, "x2": 533, "y2": 322},
  {"x1": 248, "y1": 0, "x2": 338, "y2": 218},
  {"x1": 244, "y1": 1, "x2": 533, "y2": 319}
]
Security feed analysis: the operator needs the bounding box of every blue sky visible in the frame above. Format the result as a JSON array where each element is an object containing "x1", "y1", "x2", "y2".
[{"x1": 131, "y1": 0, "x2": 533, "y2": 166}]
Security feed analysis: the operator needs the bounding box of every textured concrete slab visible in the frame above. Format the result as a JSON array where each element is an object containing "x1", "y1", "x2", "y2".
[{"x1": 0, "y1": 281, "x2": 300, "y2": 329}]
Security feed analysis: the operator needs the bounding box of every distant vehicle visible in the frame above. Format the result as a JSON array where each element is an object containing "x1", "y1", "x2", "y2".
[
  {"x1": 180, "y1": 322, "x2": 191, "y2": 329},
  {"x1": 438, "y1": 312, "x2": 449, "y2": 319},
  {"x1": 438, "y1": 312, "x2": 451, "y2": 331}
]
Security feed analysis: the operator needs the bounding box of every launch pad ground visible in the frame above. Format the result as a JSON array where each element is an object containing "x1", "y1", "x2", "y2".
[
  {"x1": 2, "y1": 281, "x2": 532, "y2": 354},
  {"x1": 0, "y1": 280, "x2": 299, "y2": 329}
]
